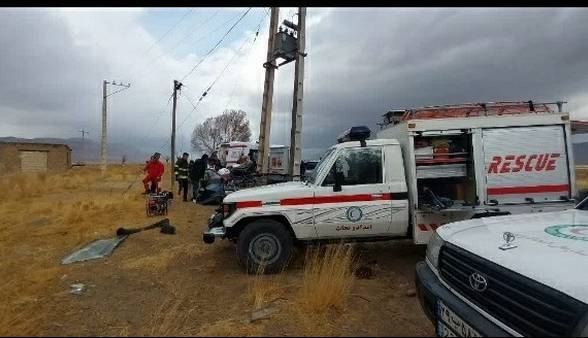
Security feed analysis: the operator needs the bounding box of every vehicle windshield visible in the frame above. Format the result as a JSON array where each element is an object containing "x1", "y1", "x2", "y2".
[{"x1": 307, "y1": 148, "x2": 336, "y2": 185}]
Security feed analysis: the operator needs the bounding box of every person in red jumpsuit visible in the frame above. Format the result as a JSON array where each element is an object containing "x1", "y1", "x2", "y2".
[{"x1": 143, "y1": 152, "x2": 165, "y2": 194}]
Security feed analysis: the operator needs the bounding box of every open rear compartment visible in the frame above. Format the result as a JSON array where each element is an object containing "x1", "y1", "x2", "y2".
[
  {"x1": 414, "y1": 131, "x2": 477, "y2": 209},
  {"x1": 412, "y1": 131, "x2": 485, "y2": 242}
]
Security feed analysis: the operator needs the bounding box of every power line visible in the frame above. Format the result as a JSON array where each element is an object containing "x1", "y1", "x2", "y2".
[
  {"x1": 177, "y1": 18, "x2": 263, "y2": 131},
  {"x1": 222, "y1": 11, "x2": 269, "y2": 112},
  {"x1": 168, "y1": 9, "x2": 221, "y2": 53},
  {"x1": 134, "y1": 9, "x2": 225, "y2": 78},
  {"x1": 180, "y1": 7, "x2": 252, "y2": 82},
  {"x1": 153, "y1": 9, "x2": 264, "y2": 155},
  {"x1": 144, "y1": 91, "x2": 175, "y2": 141},
  {"x1": 126, "y1": 8, "x2": 194, "y2": 80},
  {"x1": 145, "y1": 9, "x2": 194, "y2": 55}
]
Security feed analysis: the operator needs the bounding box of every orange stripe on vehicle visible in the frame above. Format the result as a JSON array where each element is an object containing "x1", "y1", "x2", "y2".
[
  {"x1": 236, "y1": 201, "x2": 262, "y2": 209},
  {"x1": 488, "y1": 184, "x2": 569, "y2": 195}
]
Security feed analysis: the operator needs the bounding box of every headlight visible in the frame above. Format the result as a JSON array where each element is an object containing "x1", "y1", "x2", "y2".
[
  {"x1": 223, "y1": 202, "x2": 236, "y2": 218},
  {"x1": 426, "y1": 230, "x2": 444, "y2": 270}
]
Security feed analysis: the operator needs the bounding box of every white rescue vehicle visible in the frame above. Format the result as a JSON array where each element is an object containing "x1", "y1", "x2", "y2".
[
  {"x1": 416, "y1": 196, "x2": 588, "y2": 337},
  {"x1": 203, "y1": 101, "x2": 577, "y2": 273},
  {"x1": 217, "y1": 141, "x2": 250, "y2": 168}
]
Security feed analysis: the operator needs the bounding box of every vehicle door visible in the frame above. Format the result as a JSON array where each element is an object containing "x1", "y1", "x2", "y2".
[{"x1": 313, "y1": 145, "x2": 392, "y2": 238}]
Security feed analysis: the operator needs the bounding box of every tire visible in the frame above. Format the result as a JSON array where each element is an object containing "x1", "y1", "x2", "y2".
[{"x1": 236, "y1": 219, "x2": 294, "y2": 274}]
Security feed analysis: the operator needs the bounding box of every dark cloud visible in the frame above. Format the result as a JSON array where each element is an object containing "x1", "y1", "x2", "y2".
[
  {"x1": 0, "y1": 9, "x2": 109, "y2": 129},
  {"x1": 269, "y1": 8, "x2": 588, "y2": 156}
]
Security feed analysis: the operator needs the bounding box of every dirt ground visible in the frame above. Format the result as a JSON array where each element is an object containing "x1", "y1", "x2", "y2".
[{"x1": 2, "y1": 165, "x2": 587, "y2": 337}]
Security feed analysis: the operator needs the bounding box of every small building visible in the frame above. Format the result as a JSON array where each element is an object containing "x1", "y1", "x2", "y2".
[{"x1": 0, "y1": 142, "x2": 71, "y2": 174}]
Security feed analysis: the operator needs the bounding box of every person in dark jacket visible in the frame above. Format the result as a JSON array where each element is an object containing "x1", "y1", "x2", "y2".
[
  {"x1": 209, "y1": 151, "x2": 221, "y2": 171},
  {"x1": 190, "y1": 154, "x2": 208, "y2": 202},
  {"x1": 174, "y1": 152, "x2": 190, "y2": 202}
]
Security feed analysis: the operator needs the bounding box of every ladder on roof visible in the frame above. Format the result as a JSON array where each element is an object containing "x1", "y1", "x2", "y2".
[{"x1": 380, "y1": 100, "x2": 567, "y2": 128}]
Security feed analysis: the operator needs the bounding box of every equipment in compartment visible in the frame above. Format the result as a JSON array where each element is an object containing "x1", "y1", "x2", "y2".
[{"x1": 415, "y1": 132, "x2": 477, "y2": 210}]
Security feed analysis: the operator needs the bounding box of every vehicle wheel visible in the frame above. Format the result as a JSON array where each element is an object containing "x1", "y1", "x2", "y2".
[{"x1": 237, "y1": 219, "x2": 294, "y2": 274}]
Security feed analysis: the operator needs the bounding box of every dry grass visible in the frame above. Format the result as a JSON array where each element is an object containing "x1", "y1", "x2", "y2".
[
  {"x1": 141, "y1": 297, "x2": 198, "y2": 337},
  {"x1": 297, "y1": 244, "x2": 357, "y2": 313},
  {"x1": 1, "y1": 165, "x2": 144, "y2": 201},
  {"x1": 194, "y1": 318, "x2": 262, "y2": 337},
  {"x1": 0, "y1": 303, "x2": 44, "y2": 337},
  {"x1": 122, "y1": 243, "x2": 203, "y2": 270},
  {"x1": 247, "y1": 262, "x2": 288, "y2": 310},
  {"x1": 0, "y1": 164, "x2": 154, "y2": 336}
]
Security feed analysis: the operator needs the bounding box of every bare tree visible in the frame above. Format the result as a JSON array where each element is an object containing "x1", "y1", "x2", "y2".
[{"x1": 191, "y1": 109, "x2": 252, "y2": 153}]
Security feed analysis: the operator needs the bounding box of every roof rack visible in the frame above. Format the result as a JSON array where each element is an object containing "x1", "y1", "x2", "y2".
[{"x1": 380, "y1": 100, "x2": 567, "y2": 127}]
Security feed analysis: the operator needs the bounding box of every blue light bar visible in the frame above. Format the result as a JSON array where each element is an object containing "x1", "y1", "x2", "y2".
[{"x1": 337, "y1": 126, "x2": 371, "y2": 144}]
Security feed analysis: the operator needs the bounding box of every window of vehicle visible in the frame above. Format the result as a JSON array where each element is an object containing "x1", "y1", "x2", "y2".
[
  {"x1": 307, "y1": 148, "x2": 336, "y2": 185},
  {"x1": 322, "y1": 147, "x2": 383, "y2": 186}
]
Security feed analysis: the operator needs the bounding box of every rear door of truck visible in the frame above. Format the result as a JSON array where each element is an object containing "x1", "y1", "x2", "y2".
[{"x1": 482, "y1": 125, "x2": 571, "y2": 204}]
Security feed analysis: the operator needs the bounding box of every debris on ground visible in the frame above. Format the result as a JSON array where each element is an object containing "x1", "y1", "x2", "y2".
[
  {"x1": 61, "y1": 236, "x2": 128, "y2": 265},
  {"x1": 354, "y1": 265, "x2": 374, "y2": 279},
  {"x1": 249, "y1": 304, "x2": 279, "y2": 323},
  {"x1": 116, "y1": 218, "x2": 175, "y2": 236},
  {"x1": 69, "y1": 283, "x2": 86, "y2": 295},
  {"x1": 405, "y1": 288, "x2": 417, "y2": 297}
]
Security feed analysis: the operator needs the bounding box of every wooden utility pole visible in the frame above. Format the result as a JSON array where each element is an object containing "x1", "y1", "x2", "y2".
[
  {"x1": 100, "y1": 80, "x2": 130, "y2": 174},
  {"x1": 288, "y1": 7, "x2": 306, "y2": 180},
  {"x1": 171, "y1": 80, "x2": 182, "y2": 191},
  {"x1": 257, "y1": 7, "x2": 280, "y2": 176}
]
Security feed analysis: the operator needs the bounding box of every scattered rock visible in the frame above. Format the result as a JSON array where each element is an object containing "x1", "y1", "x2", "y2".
[
  {"x1": 405, "y1": 288, "x2": 416, "y2": 297},
  {"x1": 250, "y1": 305, "x2": 279, "y2": 323},
  {"x1": 354, "y1": 265, "x2": 374, "y2": 279},
  {"x1": 70, "y1": 283, "x2": 86, "y2": 295}
]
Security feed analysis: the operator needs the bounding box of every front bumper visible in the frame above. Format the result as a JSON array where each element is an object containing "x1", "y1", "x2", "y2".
[
  {"x1": 203, "y1": 226, "x2": 225, "y2": 244},
  {"x1": 415, "y1": 261, "x2": 511, "y2": 337},
  {"x1": 202, "y1": 211, "x2": 225, "y2": 244}
]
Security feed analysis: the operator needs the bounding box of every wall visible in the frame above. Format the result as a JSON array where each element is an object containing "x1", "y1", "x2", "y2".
[{"x1": 0, "y1": 142, "x2": 71, "y2": 174}]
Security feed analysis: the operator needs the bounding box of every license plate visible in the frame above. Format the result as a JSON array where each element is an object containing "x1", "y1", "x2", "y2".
[{"x1": 437, "y1": 301, "x2": 482, "y2": 337}]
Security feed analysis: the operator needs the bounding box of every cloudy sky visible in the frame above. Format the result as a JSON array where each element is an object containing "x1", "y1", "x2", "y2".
[{"x1": 1, "y1": 7, "x2": 588, "y2": 160}]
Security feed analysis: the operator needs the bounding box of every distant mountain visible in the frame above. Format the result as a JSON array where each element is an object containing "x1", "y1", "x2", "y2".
[
  {"x1": 0, "y1": 137, "x2": 151, "y2": 163},
  {"x1": 574, "y1": 142, "x2": 588, "y2": 165}
]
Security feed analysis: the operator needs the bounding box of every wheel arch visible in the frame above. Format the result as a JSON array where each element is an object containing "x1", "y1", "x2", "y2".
[{"x1": 226, "y1": 214, "x2": 296, "y2": 240}]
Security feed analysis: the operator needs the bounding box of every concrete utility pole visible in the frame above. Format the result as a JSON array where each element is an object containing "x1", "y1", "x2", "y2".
[
  {"x1": 79, "y1": 129, "x2": 89, "y2": 141},
  {"x1": 101, "y1": 80, "x2": 108, "y2": 172},
  {"x1": 288, "y1": 7, "x2": 306, "y2": 180},
  {"x1": 101, "y1": 80, "x2": 130, "y2": 174},
  {"x1": 257, "y1": 7, "x2": 280, "y2": 175},
  {"x1": 79, "y1": 129, "x2": 89, "y2": 164},
  {"x1": 171, "y1": 80, "x2": 182, "y2": 191}
]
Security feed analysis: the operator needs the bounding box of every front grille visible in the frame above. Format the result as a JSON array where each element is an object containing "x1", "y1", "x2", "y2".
[{"x1": 439, "y1": 243, "x2": 587, "y2": 337}]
